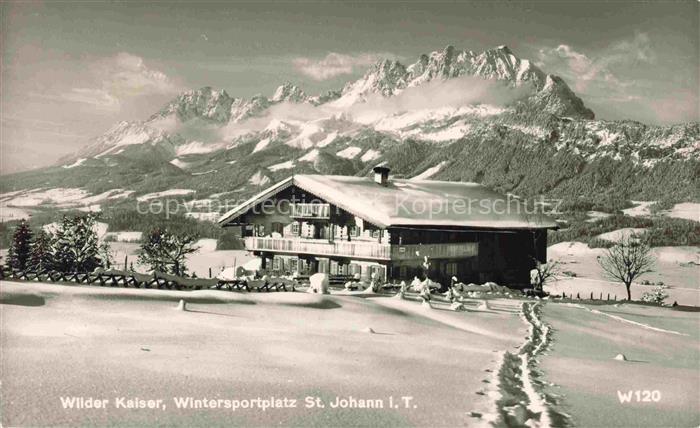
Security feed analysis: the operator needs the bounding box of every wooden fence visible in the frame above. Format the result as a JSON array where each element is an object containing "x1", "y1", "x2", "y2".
[{"x1": 0, "y1": 268, "x2": 296, "y2": 293}]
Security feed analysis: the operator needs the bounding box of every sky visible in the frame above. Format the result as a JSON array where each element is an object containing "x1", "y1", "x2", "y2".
[{"x1": 1, "y1": 0, "x2": 698, "y2": 173}]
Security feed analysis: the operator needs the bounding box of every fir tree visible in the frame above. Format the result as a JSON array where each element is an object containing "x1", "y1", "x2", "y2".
[
  {"x1": 6, "y1": 220, "x2": 33, "y2": 271},
  {"x1": 29, "y1": 229, "x2": 53, "y2": 272},
  {"x1": 49, "y1": 214, "x2": 106, "y2": 273}
]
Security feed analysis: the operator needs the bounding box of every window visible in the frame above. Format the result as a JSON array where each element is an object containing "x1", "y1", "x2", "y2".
[
  {"x1": 350, "y1": 226, "x2": 361, "y2": 237},
  {"x1": 289, "y1": 258, "x2": 298, "y2": 273},
  {"x1": 446, "y1": 262, "x2": 459, "y2": 276},
  {"x1": 291, "y1": 222, "x2": 300, "y2": 236},
  {"x1": 400, "y1": 265, "x2": 407, "y2": 278},
  {"x1": 271, "y1": 222, "x2": 284, "y2": 235}
]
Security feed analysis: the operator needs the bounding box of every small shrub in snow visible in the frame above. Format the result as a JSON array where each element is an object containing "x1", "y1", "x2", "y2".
[{"x1": 640, "y1": 285, "x2": 668, "y2": 304}]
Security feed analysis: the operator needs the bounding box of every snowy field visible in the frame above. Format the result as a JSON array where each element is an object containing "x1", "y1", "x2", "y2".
[
  {"x1": 542, "y1": 303, "x2": 699, "y2": 427},
  {"x1": 547, "y1": 242, "x2": 700, "y2": 305},
  {"x1": 622, "y1": 201, "x2": 700, "y2": 222},
  {"x1": 108, "y1": 242, "x2": 252, "y2": 278},
  {"x1": 0, "y1": 281, "x2": 525, "y2": 426},
  {"x1": 1, "y1": 281, "x2": 697, "y2": 427}
]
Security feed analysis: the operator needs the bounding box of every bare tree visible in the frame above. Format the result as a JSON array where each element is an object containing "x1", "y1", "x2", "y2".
[
  {"x1": 530, "y1": 258, "x2": 560, "y2": 292},
  {"x1": 598, "y1": 235, "x2": 654, "y2": 301}
]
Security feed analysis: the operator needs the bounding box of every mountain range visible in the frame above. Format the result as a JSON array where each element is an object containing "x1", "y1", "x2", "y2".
[{"x1": 2, "y1": 45, "x2": 698, "y2": 219}]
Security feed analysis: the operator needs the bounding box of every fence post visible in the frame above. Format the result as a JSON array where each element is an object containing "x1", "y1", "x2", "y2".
[
  {"x1": 124, "y1": 255, "x2": 128, "y2": 270},
  {"x1": 209, "y1": 267, "x2": 212, "y2": 278},
  {"x1": 562, "y1": 292, "x2": 566, "y2": 299},
  {"x1": 577, "y1": 292, "x2": 580, "y2": 299},
  {"x1": 590, "y1": 292, "x2": 593, "y2": 300},
  {"x1": 607, "y1": 293, "x2": 610, "y2": 301},
  {"x1": 600, "y1": 292, "x2": 602, "y2": 300}
]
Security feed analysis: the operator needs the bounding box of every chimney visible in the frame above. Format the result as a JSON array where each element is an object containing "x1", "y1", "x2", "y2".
[{"x1": 373, "y1": 165, "x2": 391, "y2": 186}]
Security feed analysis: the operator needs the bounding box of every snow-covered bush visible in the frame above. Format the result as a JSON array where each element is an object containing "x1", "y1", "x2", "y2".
[{"x1": 640, "y1": 285, "x2": 668, "y2": 304}]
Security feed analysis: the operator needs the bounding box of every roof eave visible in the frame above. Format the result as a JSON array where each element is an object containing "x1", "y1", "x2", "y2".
[{"x1": 217, "y1": 176, "x2": 295, "y2": 226}]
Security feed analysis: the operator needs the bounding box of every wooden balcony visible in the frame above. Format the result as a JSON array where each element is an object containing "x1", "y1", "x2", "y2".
[
  {"x1": 245, "y1": 236, "x2": 391, "y2": 260},
  {"x1": 390, "y1": 242, "x2": 478, "y2": 260},
  {"x1": 290, "y1": 203, "x2": 330, "y2": 219},
  {"x1": 245, "y1": 237, "x2": 478, "y2": 261}
]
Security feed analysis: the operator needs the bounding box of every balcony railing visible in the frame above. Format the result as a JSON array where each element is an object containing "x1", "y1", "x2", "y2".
[
  {"x1": 290, "y1": 203, "x2": 330, "y2": 219},
  {"x1": 245, "y1": 237, "x2": 478, "y2": 261},
  {"x1": 245, "y1": 236, "x2": 391, "y2": 260},
  {"x1": 390, "y1": 243, "x2": 478, "y2": 260}
]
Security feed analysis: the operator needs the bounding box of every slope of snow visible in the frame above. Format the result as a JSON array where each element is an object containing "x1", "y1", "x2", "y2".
[
  {"x1": 169, "y1": 158, "x2": 191, "y2": 169},
  {"x1": 406, "y1": 121, "x2": 472, "y2": 142},
  {"x1": 360, "y1": 149, "x2": 382, "y2": 162},
  {"x1": 249, "y1": 171, "x2": 271, "y2": 186},
  {"x1": 77, "y1": 189, "x2": 131, "y2": 205},
  {"x1": 336, "y1": 146, "x2": 362, "y2": 159},
  {"x1": 509, "y1": 124, "x2": 546, "y2": 138},
  {"x1": 622, "y1": 201, "x2": 656, "y2": 217},
  {"x1": 91, "y1": 122, "x2": 165, "y2": 158},
  {"x1": 63, "y1": 158, "x2": 86, "y2": 169},
  {"x1": 43, "y1": 221, "x2": 109, "y2": 239},
  {"x1": 286, "y1": 122, "x2": 324, "y2": 150},
  {"x1": 596, "y1": 129, "x2": 620, "y2": 147},
  {"x1": 3, "y1": 188, "x2": 90, "y2": 207},
  {"x1": 195, "y1": 238, "x2": 218, "y2": 253},
  {"x1": 268, "y1": 160, "x2": 295, "y2": 171},
  {"x1": 104, "y1": 231, "x2": 143, "y2": 242},
  {"x1": 298, "y1": 149, "x2": 320, "y2": 162},
  {"x1": 176, "y1": 141, "x2": 226, "y2": 156},
  {"x1": 185, "y1": 212, "x2": 222, "y2": 222},
  {"x1": 372, "y1": 108, "x2": 457, "y2": 131},
  {"x1": 666, "y1": 202, "x2": 700, "y2": 222},
  {"x1": 317, "y1": 131, "x2": 338, "y2": 147},
  {"x1": 410, "y1": 161, "x2": 447, "y2": 180},
  {"x1": 0, "y1": 206, "x2": 33, "y2": 222},
  {"x1": 252, "y1": 138, "x2": 271, "y2": 153},
  {"x1": 1, "y1": 188, "x2": 135, "y2": 212},
  {"x1": 596, "y1": 228, "x2": 647, "y2": 242},
  {"x1": 136, "y1": 189, "x2": 195, "y2": 202}
]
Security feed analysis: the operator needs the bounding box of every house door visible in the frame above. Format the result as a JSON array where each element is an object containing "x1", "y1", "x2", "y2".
[
  {"x1": 317, "y1": 258, "x2": 330, "y2": 274},
  {"x1": 370, "y1": 265, "x2": 386, "y2": 282}
]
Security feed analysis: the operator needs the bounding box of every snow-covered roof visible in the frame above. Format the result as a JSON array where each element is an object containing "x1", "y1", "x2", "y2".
[{"x1": 218, "y1": 175, "x2": 558, "y2": 229}]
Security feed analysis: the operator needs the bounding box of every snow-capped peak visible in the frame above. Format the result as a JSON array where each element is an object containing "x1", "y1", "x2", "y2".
[
  {"x1": 151, "y1": 86, "x2": 234, "y2": 124},
  {"x1": 331, "y1": 59, "x2": 407, "y2": 107},
  {"x1": 271, "y1": 82, "x2": 307, "y2": 103}
]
